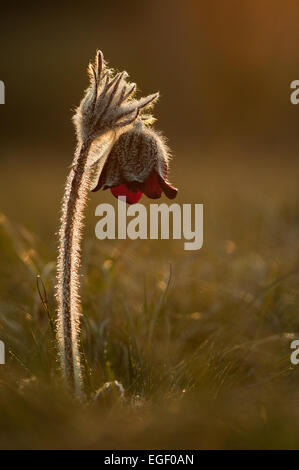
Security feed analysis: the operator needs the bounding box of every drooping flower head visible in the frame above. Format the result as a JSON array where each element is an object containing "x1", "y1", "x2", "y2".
[
  {"x1": 75, "y1": 50, "x2": 178, "y2": 205},
  {"x1": 91, "y1": 120, "x2": 177, "y2": 204}
]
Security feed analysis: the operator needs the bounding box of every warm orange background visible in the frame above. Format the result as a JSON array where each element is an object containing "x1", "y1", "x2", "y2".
[
  {"x1": 0, "y1": 1, "x2": 298, "y2": 238},
  {"x1": 1, "y1": 1, "x2": 299, "y2": 149}
]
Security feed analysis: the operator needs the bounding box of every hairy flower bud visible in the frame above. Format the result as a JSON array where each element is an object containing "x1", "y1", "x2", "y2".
[{"x1": 73, "y1": 51, "x2": 159, "y2": 143}]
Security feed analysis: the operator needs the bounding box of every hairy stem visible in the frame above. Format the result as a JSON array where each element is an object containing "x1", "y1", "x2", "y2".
[{"x1": 56, "y1": 139, "x2": 92, "y2": 396}]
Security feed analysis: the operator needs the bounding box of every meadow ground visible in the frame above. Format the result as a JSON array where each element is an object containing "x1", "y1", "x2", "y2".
[{"x1": 0, "y1": 145, "x2": 299, "y2": 449}]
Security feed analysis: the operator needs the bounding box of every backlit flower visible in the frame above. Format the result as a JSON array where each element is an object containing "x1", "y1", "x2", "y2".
[{"x1": 91, "y1": 122, "x2": 178, "y2": 204}]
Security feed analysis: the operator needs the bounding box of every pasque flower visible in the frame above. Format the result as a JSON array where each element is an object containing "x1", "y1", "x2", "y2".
[
  {"x1": 56, "y1": 50, "x2": 178, "y2": 397},
  {"x1": 91, "y1": 121, "x2": 178, "y2": 204}
]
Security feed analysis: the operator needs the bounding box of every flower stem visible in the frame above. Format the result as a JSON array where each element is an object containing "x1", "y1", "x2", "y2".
[{"x1": 56, "y1": 139, "x2": 92, "y2": 396}]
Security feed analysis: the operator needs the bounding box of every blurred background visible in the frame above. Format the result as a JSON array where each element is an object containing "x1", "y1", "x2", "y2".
[
  {"x1": 1, "y1": 0, "x2": 299, "y2": 449},
  {"x1": 0, "y1": 0, "x2": 299, "y2": 242},
  {"x1": 1, "y1": 0, "x2": 299, "y2": 147}
]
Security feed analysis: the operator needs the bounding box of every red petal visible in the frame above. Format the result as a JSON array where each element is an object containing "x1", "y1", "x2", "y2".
[
  {"x1": 158, "y1": 175, "x2": 178, "y2": 199},
  {"x1": 142, "y1": 170, "x2": 178, "y2": 200},
  {"x1": 111, "y1": 184, "x2": 143, "y2": 204},
  {"x1": 141, "y1": 170, "x2": 163, "y2": 199}
]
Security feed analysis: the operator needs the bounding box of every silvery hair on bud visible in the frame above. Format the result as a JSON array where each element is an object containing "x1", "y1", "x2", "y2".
[{"x1": 73, "y1": 50, "x2": 159, "y2": 144}]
